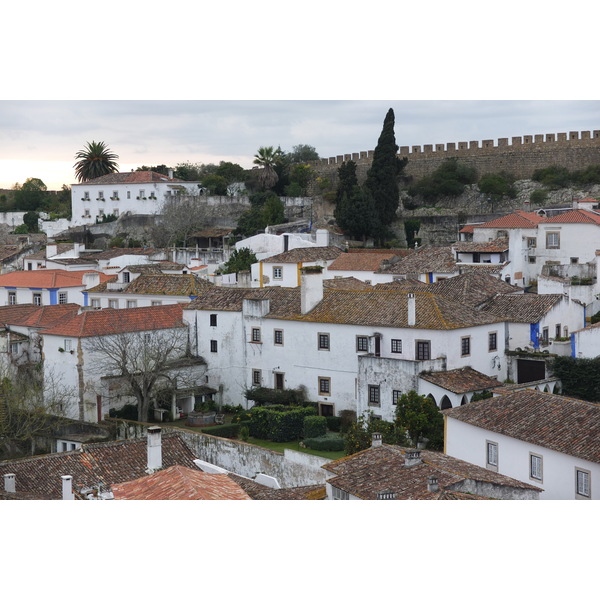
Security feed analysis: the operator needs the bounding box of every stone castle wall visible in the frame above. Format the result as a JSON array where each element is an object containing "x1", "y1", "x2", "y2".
[{"x1": 310, "y1": 130, "x2": 600, "y2": 187}]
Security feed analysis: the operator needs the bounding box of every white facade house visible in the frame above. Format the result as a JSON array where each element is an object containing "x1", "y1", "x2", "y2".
[
  {"x1": 236, "y1": 229, "x2": 331, "y2": 263},
  {"x1": 70, "y1": 171, "x2": 203, "y2": 227},
  {"x1": 444, "y1": 389, "x2": 600, "y2": 500},
  {"x1": 184, "y1": 269, "x2": 508, "y2": 416},
  {"x1": 571, "y1": 320, "x2": 600, "y2": 358}
]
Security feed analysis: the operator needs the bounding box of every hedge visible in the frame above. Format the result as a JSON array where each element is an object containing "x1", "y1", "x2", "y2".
[
  {"x1": 249, "y1": 405, "x2": 317, "y2": 442},
  {"x1": 303, "y1": 436, "x2": 345, "y2": 452},
  {"x1": 200, "y1": 423, "x2": 241, "y2": 439},
  {"x1": 326, "y1": 416, "x2": 342, "y2": 432},
  {"x1": 304, "y1": 415, "x2": 327, "y2": 439}
]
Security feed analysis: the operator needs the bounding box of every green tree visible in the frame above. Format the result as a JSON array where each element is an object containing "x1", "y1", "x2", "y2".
[
  {"x1": 550, "y1": 356, "x2": 600, "y2": 403},
  {"x1": 529, "y1": 189, "x2": 549, "y2": 206},
  {"x1": 174, "y1": 162, "x2": 204, "y2": 181},
  {"x1": 532, "y1": 165, "x2": 571, "y2": 189},
  {"x1": 364, "y1": 108, "x2": 407, "y2": 237},
  {"x1": 478, "y1": 172, "x2": 517, "y2": 208},
  {"x1": 394, "y1": 390, "x2": 444, "y2": 450},
  {"x1": 285, "y1": 163, "x2": 314, "y2": 196},
  {"x1": 23, "y1": 211, "x2": 40, "y2": 233},
  {"x1": 201, "y1": 174, "x2": 228, "y2": 195},
  {"x1": 73, "y1": 141, "x2": 119, "y2": 182},
  {"x1": 287, "y1": 144, "x2": 319, "y2": 163},
  {"x1": 334, "y1": 185, "x2": 379, "y2": 241},
  {"x1": 221, "y1": 247, "x2": 258, "y2": 274},
  {"x1": 136, "y1": 164, "x2": 170, "y2": 175},
  {"x1": 12, "y1": 178, "x2": 47, "y2": 211},
  {"x1": 335, "y1": 160, "x2": 358, "y2": 206},
  {"x1": 343, "y1": 412, "x2": 406, "y2": 455},
  {"x1": 214, "y1": 161, "x2": 247, "y2": 185},
  {"x1": 253, "y1": 146, "x2": 282, "y2": 191},
  {"x1": 408, "y1": 159, "x2": 477, "y2": 203}
]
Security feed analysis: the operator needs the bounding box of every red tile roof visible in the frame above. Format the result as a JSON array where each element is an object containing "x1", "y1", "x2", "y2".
[
  {"x1": 261, "y1": 247, "x2": 342, "y2": 264},
  {"x1": 73, "y1": 171, "x2": 189, "y2": 185},
  {"x1": 0, "y1": 269, "x2": 111, "y2": 289},
  {"x1": 328, "y1": 252, "x2": 398, "y2": 271},
  {"x1": 0, "y1": 303, "x2": 81, "y2": 329},
  {"x1": 419, "y1": 367, "x2": 503, "y2": 394},
  {"x1": 475, "y1": 210, "x2": 545, "y2": 229},
  {"x1": 544, "y1": 209, "x2": 600, "y2": 224},
  {"x1": 41, "y1": 304, "x2": 186, "y2": 338},
  {"x1": 443, "y1": 389, "x2": 600, "y2": 464},
  {"x1": 111, "y1": 465, "x2": 252, "y2": 500}
]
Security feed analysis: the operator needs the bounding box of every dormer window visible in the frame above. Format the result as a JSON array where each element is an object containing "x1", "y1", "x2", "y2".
[{"x1": 123, "y1": 272, "x2": 130, "y2": 283}]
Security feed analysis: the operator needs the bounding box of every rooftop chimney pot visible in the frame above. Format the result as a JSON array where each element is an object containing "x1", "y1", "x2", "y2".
[
  {"x1": 404, "y1": 449, "x2": 422, "y2": 467},
  {"x1": 371, "y1": 432, "x2": 383, "y2": 447},
  {"x1": 427, "y1": 475, "x2": 439, "y2": 493},
  {"x1": 61, "y1": 475, "x2": 74, "y2": 500},
  {"x1": 147, "y1": 426, "x2": 162, "y2": 472},
  {"x1": 376, "y1": 490, "x2": 396, "y2": 500},
  {"x1": 407, "y1": 293, "x2": 416, "y2": 327},
  {"x1": 4, "y1": 473, "x2": 16, "y2": 493}
]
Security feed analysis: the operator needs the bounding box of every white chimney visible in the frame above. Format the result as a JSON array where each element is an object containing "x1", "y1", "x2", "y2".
[
  {"x1": 82, "y1": 271, "x2": 100, "y2": 290},
  {"x1": 371, "y1": 432, "x2": 382, "y2": 448},
  {"x1": 404, "y1": 449, "x2": 422, "y2": 467},
  {"x1": 407, "y1": 293, "x2": 416, "y2": 327},
  {"x1": 315, "y1": 229, "x2": 329, "y2": 247},
  {"x1": 168, "y1": 169, "x2": 174, "y2": 179},
  {"x1": 61, "y1": 475, "x2": 74, "y2": 500},
  {"x1": 427, "y1": 475, "x2": 439, "y2": 493},
  {"x1": 301, "y1": 267, "x2": 324, "y2": 314},
  {"x1": 46, "y1": 243, "x2": 58, "y2": 258},
  {"x1": 4, "y1": 473, "x2": 16, "y2": 493},
  {"x1": 147, "y1": 426, "x2": 162, "y2": 472},
  {"x1": 376, "y1": 490, "x2": 396, "y2": 500}
]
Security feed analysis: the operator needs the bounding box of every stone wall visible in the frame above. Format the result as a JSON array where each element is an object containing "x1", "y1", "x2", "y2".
[{"x1": 310, "y1": 130, "x2": 600, "y2": 188}]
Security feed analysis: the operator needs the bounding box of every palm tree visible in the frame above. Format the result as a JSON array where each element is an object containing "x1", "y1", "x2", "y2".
[
  {"x1": 73, "y1": 141, "x2": 119, "y2": 182},
  {"x1": 253, "y1": 146, "x2": 281, "y2": 190}
]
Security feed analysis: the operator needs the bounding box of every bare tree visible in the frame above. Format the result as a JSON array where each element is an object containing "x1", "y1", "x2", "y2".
[
  {"x1": 84, "y1": 321, "x2": 191, "y2": 422},
  {"x1": 153, "y1": 195, "x2": 207, "y2": 247}
]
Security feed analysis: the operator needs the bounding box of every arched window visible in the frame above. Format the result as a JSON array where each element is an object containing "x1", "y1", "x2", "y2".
[{"x1": 440, "y1": 395, "x2": 452, "y2": 410}]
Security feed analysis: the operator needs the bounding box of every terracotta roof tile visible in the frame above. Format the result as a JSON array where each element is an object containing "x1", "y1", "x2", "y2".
[
  {"x1": 41, "y1": 304, "x2": 186, "y2": 338},
  {"x1": 322, "y1": 445, "x2": 540, "y2": 499},
  {"x1": 478, "y1": 293, "x2": 564, "y2": 322},
  {"x1": 453, "y1": 239, "x2": 510, "y2": 253},
  {"x1": 475, "y1": 210, "x2": 545, "y2": 229},
  {"x1": 443, "y1": 389, "x2": 600, "y2": 464},
  {"x1": 72, "y1": 171, "x2": 190, "y2": 185},
  {"x1": 227, "y1": 474, "x2": 326, "y2": 499},
  {"x1": 0, "y1": 269, "x2": 111, "y2": 289},
  {"x1": 419, "y1": 367, "x2": 503, "y2": 394},
  {"x1": 377, "y1": 246, "x2": 458, "y2": 275},
  {"x1": 112, "y1": 465, "x2": 252, "y2": 500},
  {"x1": 261, "y1": 247, "x2": 342, "y2": 264},
  {"x1": 324, "y1": 277, "x2": 374, "y2": 290},
  {"x1": 544, "y1": 209, "x2": 600, "y2": 224},
  {"x1": 328, "y1": 252, "x2": 398, "y2": 272},
  {"x1": 89, "y1": 273, "x2": 213, "y2": 296}
]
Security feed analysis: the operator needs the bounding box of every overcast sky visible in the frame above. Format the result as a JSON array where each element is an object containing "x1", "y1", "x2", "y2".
[{"x1": 1, "y1": 99, "x2": 598, "y2": 190}]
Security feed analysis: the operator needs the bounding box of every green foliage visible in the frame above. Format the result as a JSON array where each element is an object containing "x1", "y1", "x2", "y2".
[
  {"x1": 74, "y1": 141, "x2": 119, "y2": 182},
  {"x1": 174, "y1": 161, "x2": 205, "y2": 181},
  {"x1": 335, "y1": 186, "x2": 380, "y2": 241},
  {"x1": 220, "y1": 247, "x2": 257, "y2": 274},
  {"x1": 572, "y1": 165, "x2": 600, "y2": 185},
  {"x1": 239, "y1": 425, "x2": 250, "y2": 442},
  {"x1": 394, "y1": 390, "x2": 444, "y2": 450},
  {"x1": 286, "y1": 163, "x2": 314, "y2": 196},
  {"x1": 287, "y1": 144, "x2": 320, "y2": 163},
  {"x1": 202, "y1": 423, "x2": 241, "y2": 438},
  {"x1": 335, "y1": 161, "x2": 359, "y2": 206},
  {"x1": 12, "y1": 225, "x2": 29, "y2": 234},
  {"x1": 248, "y1": 405, "x2": 317, "y2": 442},
  {"x1": 478, "y1": 172, "x2": 517, "y2": 202},
  {"x1": 408, "y1": 159, "x2": 478, "y2": 203},
  {"x1": 214, "y1": 161, "x2": 247, "y2": 184},
  {"x1": 13, "y1": 178, "x2": 48, "y2": 211},
  {"x1": 236, "y1": 192, "x2": 285, "y2": 237},
  {"x1": 404, "y1": 218, "x2": 421, "y2": 247},
  {"x1": 470, "y1": 390, "x2": 493, "y2": 403},
  {"x1": 550, "y1": 356, "x2": 600, "y2": 403},
  {"x1": 108, "y1": 404, "x2": 138, "y2": 420},
  {"x1": 530, "y1": 189, "x2": 549, "y2": 206},
  {"x1": 338, "y1": 410, "x2": 357, "y2": 433},
  {"x1": 343, "y1": 412, "x2": 406, "y2": 455},
  {"x1": 303, "y1": 415, "x2": 327, "y2": 439},
  {"x1": 325, "y1": 416, "x2": 341, "y2": 432},
  {"x1": 590, "y1": 310, "x2": 600, "y2": 325},
  {"x1": 22, "y1": 211, "x2": 40, "y2": 233},
  {"x1": 303, "y1": 435, "x2": 345, "y2": 452},
  {"x1": 532, "y1": 165, "x2": 571, "y2": 189},
  {"x1": 201, "y1": 174, "x2": 228, "y2": 195},
  {"x1": 364, "y1": 108, "x2": 407, "y2": 230},
  {"x1": 244, "y1": 386, "x2": 307, "y2": 407}
]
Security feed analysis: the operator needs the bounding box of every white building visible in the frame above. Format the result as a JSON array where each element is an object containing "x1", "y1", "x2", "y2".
[
  {"x1": 70, "y1": 171, "x2": 203, "y2": 227},
  {"x1": 444, "y1": 389, "x2": 600, "y2": 500}
]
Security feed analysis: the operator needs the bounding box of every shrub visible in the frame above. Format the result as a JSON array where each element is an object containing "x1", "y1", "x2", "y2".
[
  {"x1": 326, "y1": 416, "x2": 342, "y2": 432},
  {"x1": 339, "y1": 410, "x2": 357, "y2": 433},
  {"x1": 303, "y1": 436, "x2": 345, "y2": 452},
  {"x1": 529, "y1": 189, "x2": 549, "y2": 206},
  {"x1": 532, "y1": 165, "x2": 571, "y2": 189},
  {"x1": 408, "y1": 159, "x2": 478, "y2": 203},
  {"x1": 108, "y1": 404, "x2": 138, "y2": 420},
  {"x1": 303, "y1": 415, "x2": 327, "y2": 439},
  {"x1": 239, "y1": 425, "x2": 250, "y2": 442},
  {"x1": 248, "y1": 405, "x2": 317, "y2": 442},
  {"x1": 201, "y1": 423, "x2": 240, "y2": 439},
  {"x1": 245, "y1": 386, "x2": 307, "y2": 407}
]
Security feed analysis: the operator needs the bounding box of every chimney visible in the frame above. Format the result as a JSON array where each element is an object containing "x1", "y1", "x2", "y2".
[
  {"x1": 168, "y1": 169, "x2": 174, "y2": 179},
  {"x1": 300, "y1": 267, "x2": 324, "y2": 314},
  {"x1": 4, "y1": 473, "x2": 16, "y2": 493},
  {"x1": 315, "y1": 229, "x2": 329, "y2": 247},
  {"x1": 407, "y1": 293, "x2": 416, "y2": 326},
  {"x1": 147, "y1": 426, "x2": 162, "y2": 472},
  {"x1": 82, "y1": 271, "x2": 100, "y2": 290},
  {"x1": 404, "y1": 449, "x2": 422, "y2": 467},
  {"x1": 46, "y1": 243, "x2": 58, "y2": 259},
  {"x1": 371, "y1": 432, "x2": 382, "y2": 448},
  {"x1": 427, "y1": 475, "x2": 439, "y2": 493},
  {"x1": 61, "y1": 475, "x2": 74, "y2": 500},
  {"x1": 376, "y1": 490, "x2": 396, "y2": 500}
]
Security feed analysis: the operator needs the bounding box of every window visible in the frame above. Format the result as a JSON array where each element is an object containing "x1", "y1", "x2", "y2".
[
  {"x1": 392, "y1": 390, "x2": 402, "y2": 405},
  {"x1": 489, "y1": 332, "x2": 497, "y2": 352},
  {"x1": 274, "y1": 372, "x2": 284, "y2": 390},
  {"x1": 576, "y1": 469, "x2": 591, "y2": 498},
  {"x1": 58, "y1": 292, "x2": 68, "y2": 304},
  {"x1": 127, "y1": 300, "x2": 137, "y2": 308},
  {"x1": 252, "y1": 369, "x2": 262, "y2": 386},
  {"x1": 356, "y1": 336, "x2": 368, "y2": 352},
  {"x1": 318, "y1": 333, "x2": 330, "y2": 350},
  {"x1": 274, "y1": 329, "x2": 284, "y2": 345},
  {"x1": 112, "y1": 190, "x2": 119, "y2": 199},
  {"x1": 9, "y1": 342, "x2": 19, "y2": 355},
  {"x1": 541, "y1": 327, "x2": 549, "y2": 344},
  {"x1": 528, "y1": 256, "x2": 536, "y2": 264},
  {"x1": 332, "y1": 486, "x2": 349, "y2": 500},
  {"x1": 84, "y1": 209, "x2": 90, "y2": 217},
  {"x1": 555, "y1": 324, "x2": 561, "y2": 339},
  {"x1": 546, "y1": 231, "x2": 560, "y2": 249},
  {"x1": 123, "y1": 272, "x2": 130, "y2": 283},
  {"x1": 318, "y1": 377, "x2": 331, "y2": 396},
  {"x1": 127, "y1": 191, "x2": 131, "y2": 199},
  {"x1": 98, "y1": 191, "x2": 104, "y2": 199},
  {"x1": 113, "y1": 209, "x2": 119, "y2": 217},
  {"x1": 251, "y1": 327, "x2": 261, "y2": 343},
  {"x1": 416, "y1": 340, "x2": 431, "y2": 360},
  {"x1": 84, "y1": 191, "x2": 90, "y2": 200},
  {"x1": 210, "y1": 314, "x2": 217, "y2": 327},
  {"x1": 527, "y1": 237, "x2": 537, "y2": 248},
  {"x1": 98, "y1": 209, "x2": 105, "y2": 217},
  {"x1": 486, "y1": 441, "x2": 498, "y2": 470},
  {"x1": 391, "y1": 339, "x2": 402, "y2": 354},
  {"x1": 210, "y1": 340, "x2": 218, "y2": 353},
  {"x1": 570, "y1": 257, "x2": 578, "y2": 264},
  {"x1": 530, "y1": 454, "x2": 543, "y2": 482},
  {"x1": 273, "y1": 266, "x2": 283, "y2": 280},
  {"x1": 139, "y1": 189, "x2": 145, "y2": 199},
  {"x1": 496, "y1": 230, "x2": 508, "y2": 238},
  {"x1": 8, "y1": 291, "x2": 16, "y2": 305},
  {"x1": 91, "y1": 298, "x2": 100, "y2": 308},
  {"x1": 64, "y1": 339, "x2": 73, "y2": 352},
  {"x1": 108, "y1": 299, "x2": 119, "y2": 309},
  {"x1": 368, "y1": 385, "x2": 381, "y2": 406},
  {"x1": 461, "y1": 336, "x2": 471, "y2": 357},
  {"x1": 151, "y1": 300, "x2": 162, "y2": 306}
]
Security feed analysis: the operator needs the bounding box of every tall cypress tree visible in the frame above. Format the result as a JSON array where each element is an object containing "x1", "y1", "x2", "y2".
[
  {"x1": 365, "y1": 108, "x2": 406, "y2": 229},
  {"x1": 335, "y1": 160, "x2": 358, "y2": 206}
]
